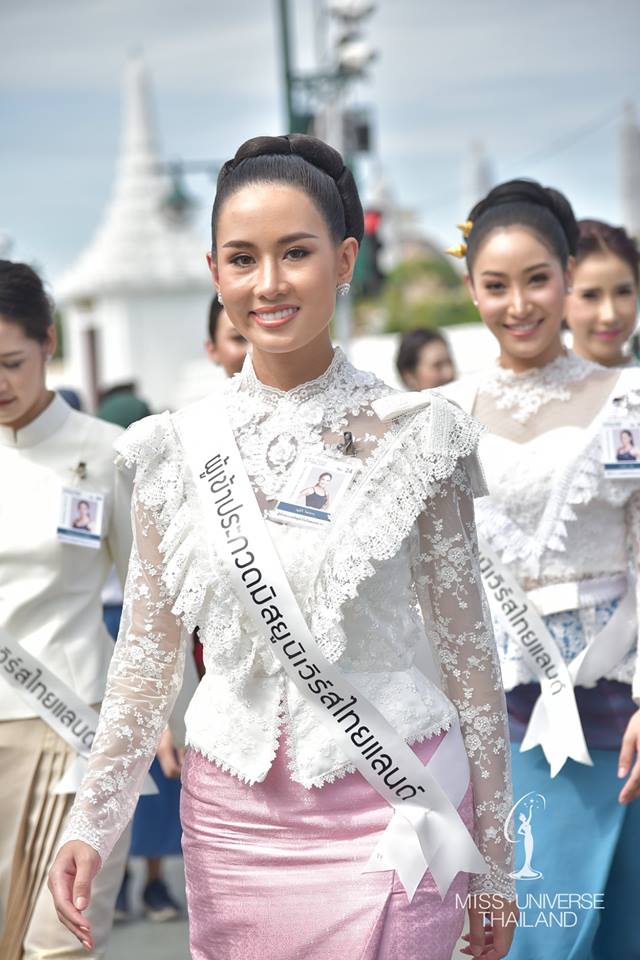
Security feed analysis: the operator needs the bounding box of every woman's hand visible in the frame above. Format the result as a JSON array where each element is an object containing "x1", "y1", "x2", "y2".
[
  {"x1": 156, "y1": 726, "x2": 185, "y2": 779},
  {"x1": 462, "y1": 895, "x2": 519, "y2": 958},
  {"x1": 618, "y1": 708, "x2": 640, "y2": 804},
  {"x1": 47, "y1": 840, "x2": 101, "y2": 951}
]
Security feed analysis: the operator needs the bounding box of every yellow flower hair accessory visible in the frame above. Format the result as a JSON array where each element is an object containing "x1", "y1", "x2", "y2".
[
  {"x1": 446, "y1": 242, "x2": 467, "y2": 258},
  {"x1": 457, "y1": 220, "x2": 473, "y2": 238}
]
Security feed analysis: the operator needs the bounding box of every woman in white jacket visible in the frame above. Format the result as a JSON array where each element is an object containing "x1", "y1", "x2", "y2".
[{"x1": 0, "y1": 260, "x2": 133, "y2": 959}]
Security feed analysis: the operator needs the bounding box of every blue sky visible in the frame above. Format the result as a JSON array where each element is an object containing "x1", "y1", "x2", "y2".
[{"x1": 2, "y1": 0, "x2": 639, "y2": 285}]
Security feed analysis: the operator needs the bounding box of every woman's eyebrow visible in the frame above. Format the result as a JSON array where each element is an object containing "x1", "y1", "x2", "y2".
[{"x1": 222, "y1": 232, "x2": 320, "y2": 249}]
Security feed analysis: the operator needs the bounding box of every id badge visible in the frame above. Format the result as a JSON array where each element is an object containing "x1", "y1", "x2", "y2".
[
  {"x1": 600, "y1": 419, "x2": 640, "y2": 478},
  {"x1": 57, "y1": 487, "x2": 105, "y2": 548},
  {"x1": 273, "y1": 453, "x2": 361, "y2": 527}
]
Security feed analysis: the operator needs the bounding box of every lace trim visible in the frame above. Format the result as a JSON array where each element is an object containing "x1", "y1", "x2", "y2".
[
  {"x1": 469, "y1": 863, "x2": 516, "y2": 900},
  {"x1": 478, "y1": 373, "x2": 640, "y2": 573},
  {"x1": 285, "y1": 713, "x2": 455, "y2": 790},
  {"x1": 307, "y1": 403, "x2": 485, "y2": 663},
  {"x1": 115, "y1": 398, "x2": 485, "y2": 679},
  {"x1": 226, "y1": 348, "x2": 390, "y2": 502},
  {"x1": 478, "y1": 352, "x2": 599, "y2": 425},
  {"x1": 240, "y1": 346, "x2": 349, "y2": 402}
]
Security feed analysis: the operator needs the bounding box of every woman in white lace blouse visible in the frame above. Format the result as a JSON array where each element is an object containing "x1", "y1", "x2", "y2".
[
  {"x1": 443, "y1": 179, "x2": 640, "y2": 960},
  {"x1": 49, "y1": 135, "x2": 516, "y2": 960}
]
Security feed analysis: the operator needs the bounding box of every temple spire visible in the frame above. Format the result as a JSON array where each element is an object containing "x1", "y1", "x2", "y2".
[{"x1": 57, "y1": 56, "x2": 209, "y2": 301}]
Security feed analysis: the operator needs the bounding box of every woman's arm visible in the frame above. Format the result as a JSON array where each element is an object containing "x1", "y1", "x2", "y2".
[
  {"x1": 413, "y1": 462, "x2": 517, "y2": 956},
  {"x1": 62, "y1": 486, "x2": 186, "y2": 858},
  {"x1": 619, "y1": 491, "x2": 640, "y2": 804}
]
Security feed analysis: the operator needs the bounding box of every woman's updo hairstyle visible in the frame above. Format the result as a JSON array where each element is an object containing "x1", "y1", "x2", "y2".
[
  {"x1": 465, "y1": 178, "x2": 579, "y2": 273},
  {"x1": 211, "y1": 134, "x2": 364, "y2": 252},
  {"x1": 575, "y1": 219, "x2": 639, "y2": 287},
  {"x1": 0, "y1": 260, "x2": 53, "y2": 344}
]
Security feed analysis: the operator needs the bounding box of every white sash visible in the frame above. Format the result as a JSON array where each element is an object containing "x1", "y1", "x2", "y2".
[
  {"x1": 174, "y1": 397, "x2": 488, "y2": 902},
  {"x1": 479, "y1": 544, "x2": 637, "y2": 776},
  {"x1": 0, "y1": 628, "x2": 157, "y2": 796}
]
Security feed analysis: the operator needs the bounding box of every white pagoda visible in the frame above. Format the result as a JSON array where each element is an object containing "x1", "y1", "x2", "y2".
[{"x1": 56, "y1": 57, "x2": 213, "y2": 411}]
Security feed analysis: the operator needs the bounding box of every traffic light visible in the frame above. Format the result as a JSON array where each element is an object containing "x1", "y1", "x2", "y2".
[{"x1": 352, "y1": 208, "x2": 384, "y2": 298}]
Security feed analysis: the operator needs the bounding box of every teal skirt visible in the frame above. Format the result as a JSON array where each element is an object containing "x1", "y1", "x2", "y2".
[{"x1": 506, "y1": 743, "x2": 640, "y2": 960}]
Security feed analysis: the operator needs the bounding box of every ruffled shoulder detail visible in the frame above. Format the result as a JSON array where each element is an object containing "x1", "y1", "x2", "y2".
[
  {"x1": 307, "y1": 397, "x2": 485, "y2": 663},
  {"x1": 476, "y1": 367, "x2": 640, "y2": 573},
  {"x1": 115, "y1": 410, "x2": 258, "y2": 690}
]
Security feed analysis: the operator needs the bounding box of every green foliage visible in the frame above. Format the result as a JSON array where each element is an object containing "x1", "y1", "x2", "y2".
[
  {"x1": 384, "y1": 296, "x2": 479, "y2": 332},
  {"x1": 53, "y1": 310, "x2": 64, "y2": 359},
  {"x1": 384, "y1": 256, "x2": 461, "y2": 290},
  {"x1": 356, "y1": 255, "x2": 479, "y2": 333}
]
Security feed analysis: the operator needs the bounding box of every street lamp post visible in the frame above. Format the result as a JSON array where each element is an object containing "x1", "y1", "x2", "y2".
[{"x1": 275, "y1": 0, "x2": 377, "y2": 351}]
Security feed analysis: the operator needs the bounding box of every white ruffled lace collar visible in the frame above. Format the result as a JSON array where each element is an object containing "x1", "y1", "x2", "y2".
[
  {"x1": 478, "y1": 351, "x2": 600, "y2": 424},
  {"x1": 238, "y1": 346, "x2": 350, "y2": 404},
  {"x1": 224, "y1": 346, "x2": 388, "y2": 501}
]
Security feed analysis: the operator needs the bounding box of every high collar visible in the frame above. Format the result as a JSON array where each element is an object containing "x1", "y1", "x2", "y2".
[
  {"x1": 477, "y1": 351, "x2": 603, "y2": 425},
  {"x1": 237, "y1": 347, "x2": 349, "y2": 404},
  {"x1": 0, "y1": 392, "x2": 72, "y2": 449},
  {"x1": 485, "y1": 351, "x2": 599, "y2": 388}
]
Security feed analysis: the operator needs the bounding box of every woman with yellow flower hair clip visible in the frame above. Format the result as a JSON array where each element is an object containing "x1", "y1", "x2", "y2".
[{"x1": 442, "y1": 178, "x2": 640, "y2": 960}]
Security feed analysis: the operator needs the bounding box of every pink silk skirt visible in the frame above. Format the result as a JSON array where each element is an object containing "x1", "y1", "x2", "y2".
[{"x1": 180, "y1": 732, "x2": 473, "y2": 960}]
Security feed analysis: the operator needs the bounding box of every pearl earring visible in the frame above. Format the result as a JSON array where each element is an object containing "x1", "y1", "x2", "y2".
[
  {"x1": 337, "y1": 282, "x2": 351, "y2": 297},
  {"x1": 566, "y1": 285, "x2": 573, "y2": 294},
  {"x1": 217, "y1": 291, "x2": 224, "y2": 305}
]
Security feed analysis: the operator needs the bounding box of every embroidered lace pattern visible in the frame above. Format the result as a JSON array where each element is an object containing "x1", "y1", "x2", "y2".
[
  {"x1": 468, "y1": 362, "x2": 640, "y2": 696},
  {"x1": 60, "y1": 349, "x2": 515, "y2": 898},
  {"x1": 478, "y1": 352, "x2": 600, "y2": 425}
]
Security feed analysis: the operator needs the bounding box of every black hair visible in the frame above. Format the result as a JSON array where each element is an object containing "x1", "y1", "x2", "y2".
[
  {"x1": 77, "y1": 500, "x2": 90, "y2": 510},
  {"x1": 0, "y1": 260, "x2": 53, "y2": 343},
  {"x1": 318, "y1": 472, "x2": 333, "y2": 481},
  {"x1": 395, "y1": 328, "x2": 449, "y2": 379},
  {"x1": 208, "y1": 296, "x2": 224, "y2": 341},
  {"x1": 211, "y1": 134, "x2": 364, "y2": 253},
  {"x1": 465, "y1": 179, "x2": 578, "y2": 273}
]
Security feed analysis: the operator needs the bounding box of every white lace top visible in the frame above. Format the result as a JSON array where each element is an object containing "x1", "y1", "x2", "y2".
[
  {"x1": 443, "y1": 353, "x2": 640, "y2": 696},
  {"x1": 61, "y1": 348, "x2": 514, "y2": 898}
]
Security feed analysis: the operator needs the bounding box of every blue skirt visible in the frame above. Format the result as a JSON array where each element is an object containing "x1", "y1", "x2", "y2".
[{"x1": 506, "y1": 743, "x2": 640, "y2": 960}]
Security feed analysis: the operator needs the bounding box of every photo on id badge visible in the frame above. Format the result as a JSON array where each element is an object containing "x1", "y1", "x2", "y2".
[
  {"x1": 601, "y1": 420, "x2": 640, "y2": 478},
  {"x1": 274, "y1": 454, "x2": 360, "y2": 526},
  {"x1": 57, "y1": 488, "x2": 105, "y2": 548}
]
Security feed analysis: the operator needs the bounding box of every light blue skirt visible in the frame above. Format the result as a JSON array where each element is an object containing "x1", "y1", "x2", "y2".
[{"x1": 507, "y1": 743, "x2": 640, "y2": 960}]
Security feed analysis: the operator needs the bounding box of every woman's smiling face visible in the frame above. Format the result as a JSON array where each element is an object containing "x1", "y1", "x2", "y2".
[
  {"x1": 208, "y1": 182, "x2": 357, "y2": 358},
  {"x1": 566, "y1": 252, "x2": 637, "y2": 365},
  {"x1": 467, "y1": 225, "x2": 571, "y2": 370}
]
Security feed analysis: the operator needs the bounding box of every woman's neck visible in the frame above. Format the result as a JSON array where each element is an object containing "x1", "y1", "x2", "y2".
[
  {"x1": 498, "y1": 337, "x2": 565, "y2": 374},
  {"x1": 251, "y1": 334, "x2": 335, "y2": 391},
  {"x1": 7, "y1": 388, "x2": 55, "y2": 433},
  {"x1": 572, "y1": 343, "x2": 629, "y2": 368}
]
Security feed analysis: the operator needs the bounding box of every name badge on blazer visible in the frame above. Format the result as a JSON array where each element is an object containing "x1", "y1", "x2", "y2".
[{"x1": 57, "y1": 487, "x2": 105, "y2": 549}]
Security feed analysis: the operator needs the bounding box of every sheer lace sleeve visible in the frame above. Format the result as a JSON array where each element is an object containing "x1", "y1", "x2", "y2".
[
  {"x1": 413, "y1": 462, "x2": 515, "y2": 899},
  {"x1": 60, "y1": 488, "x2": 187, "y2": 863},
  {"x1": 625, "y1": 490, "x2": 640, "y2": 706}
]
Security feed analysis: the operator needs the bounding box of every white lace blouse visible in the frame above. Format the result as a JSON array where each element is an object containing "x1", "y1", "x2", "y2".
[
  {"x1": 61, "y1": 348, "x2": 514, "y2": 898},
  {"x1": 443, "y1": 353, "x2": 640, "y2": 697}
]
